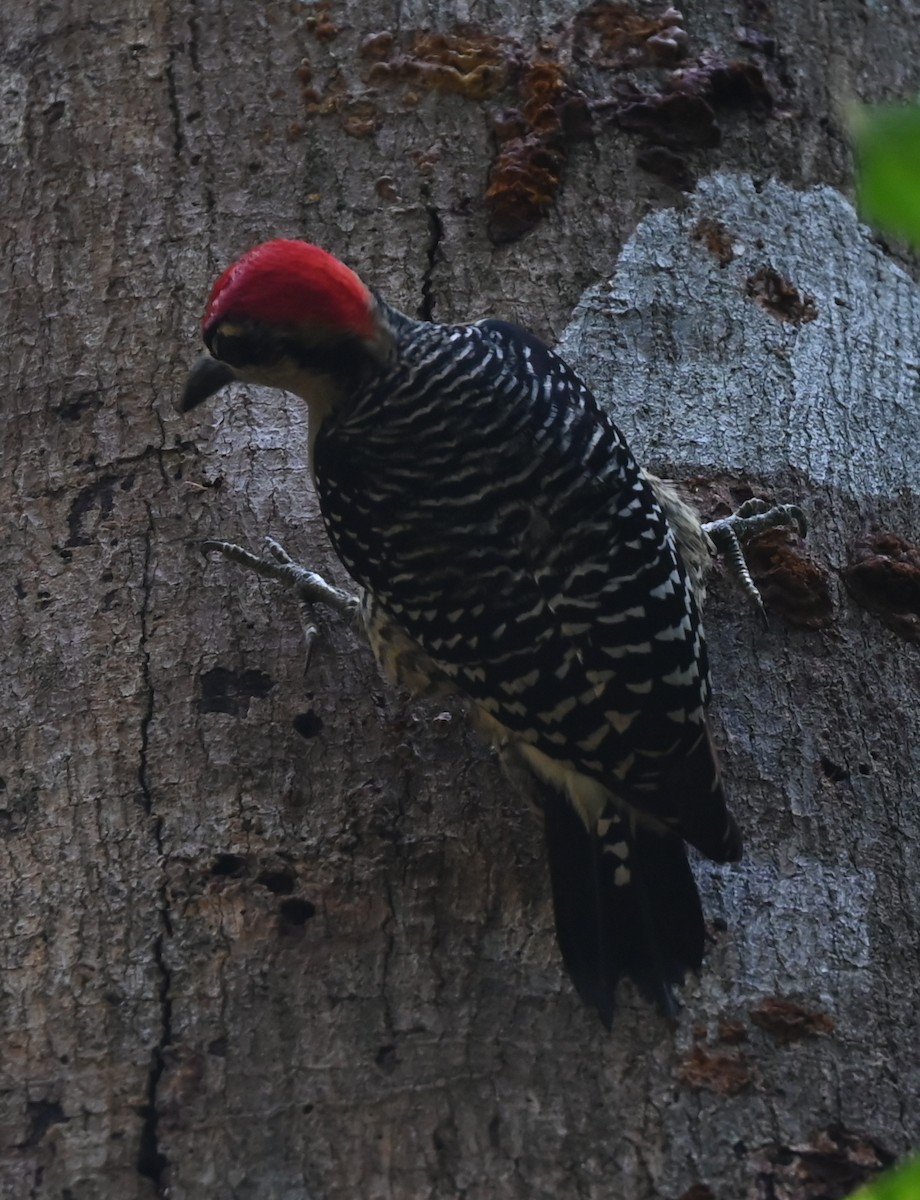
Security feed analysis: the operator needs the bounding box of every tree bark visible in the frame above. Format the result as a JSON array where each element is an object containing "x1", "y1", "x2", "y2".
[{"x1": 2, "y1": 1, "x2": 920, "y2": 1197}]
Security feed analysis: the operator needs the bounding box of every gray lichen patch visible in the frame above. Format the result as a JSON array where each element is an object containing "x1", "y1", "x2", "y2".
[{"x1": 558, "y1": 172, "x2": 920, "y2": 500}]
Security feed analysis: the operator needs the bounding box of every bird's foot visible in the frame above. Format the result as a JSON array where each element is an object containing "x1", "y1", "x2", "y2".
[
  {"x1": 202, "y1": 537, "x2": 360, "y2": 668},
  {"x1": 702, "y1": 500, "x2": 807, "y2": 628}
]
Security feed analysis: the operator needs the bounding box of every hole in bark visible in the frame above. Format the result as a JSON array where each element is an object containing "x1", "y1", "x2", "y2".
[
  {"x1": 199, "y1": 667, "x2": 275, "y2": 710},
  {"x1": 257, "y1": 868, "x2": 296, "y2": 895},
  {"x1": 844, "y1": 531, "x2": 920, "y2": 642},
  {"x1": 488, "y1": 1114, "x2": 501, "y2": 1149},
  {"x1": 637, "y1": 145, "x2": 693, "y2": 190},
  {"x1": 760, "y1": 1126, "x2": 895, "y2": 1196},
  {"x1": 757, "y1": 1173, "x2": 778, "y2": 1200},
  {"x1": 208, "y1": 1038, "x2": 227, "y2": 1057},
  {"x1": 198, "y1": 667, "x2": 274, "y2": 716},
  {"x1": 58, "y1": 390, "x2": 97, "y2": 421},
  {"x1": 292, "y1": 711, "x2": 324, "y2": 739},
  {"x1": 820, "y1": 757, "x2": 849, "y2": 783},
  {"x1": 278, "y1": 897, "x2": 316, "y2": 932},
  {"x1": 210, "y1": 853, "x2": 246, "y2": 878},
  {"x1": 65, "y1": 476, "x2": 117, "y2": 548},
  {"x1": 375, "y1": 1044, "x2": 398, "y2": 1073},
  {"x1": 679, "y1": 1187, "x2": 716, "y2": 1200},
  {"x1": 137, "y1": 1104, "x2": 167, "y2": 1185},
  {"x1": 745, "y1": 267, "x2": 817, "y2": 323},
  {"x1": 20, "y1": 1100, "x2": 68, "y2": 1148}
]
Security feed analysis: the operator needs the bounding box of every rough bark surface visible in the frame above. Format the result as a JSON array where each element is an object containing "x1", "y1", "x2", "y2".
[{"x1": 2, "y1": 1, "x2": 919, "y2": 1198}]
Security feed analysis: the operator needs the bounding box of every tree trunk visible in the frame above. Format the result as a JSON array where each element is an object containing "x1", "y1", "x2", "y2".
[{"x1": 3, "y1": 1, "x2": 919, "y2": 1197}]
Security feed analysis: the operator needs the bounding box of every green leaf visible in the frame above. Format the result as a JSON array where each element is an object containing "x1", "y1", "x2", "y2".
[
  {"x1": 848, "y1": 1156, "x2": 920, "y2": 1200},
  {"x1": 851, "y1": 102, "x2": 920, "y2": 248}
]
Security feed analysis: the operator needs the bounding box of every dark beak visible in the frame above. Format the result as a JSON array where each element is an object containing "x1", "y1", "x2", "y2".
[{"x1": 179, "y1": 354, "x2": 236, "y2": 412}]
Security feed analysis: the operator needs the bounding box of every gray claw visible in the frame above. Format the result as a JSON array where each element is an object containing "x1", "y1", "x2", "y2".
[{"x1": 702, "y1": 500, "x2": 806, "y2": 626}]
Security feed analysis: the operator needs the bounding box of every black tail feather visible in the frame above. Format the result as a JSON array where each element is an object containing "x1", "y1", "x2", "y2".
[
  {"x1": 542, "y1": 791, "x2": 705, "y2": 1026},
  {"x1": 660, "y1": 727, "x2": 742, "y2": 864}
]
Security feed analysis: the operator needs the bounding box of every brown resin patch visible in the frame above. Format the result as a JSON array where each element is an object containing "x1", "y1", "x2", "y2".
[
  {"x1": 844, "y1": 532, "x2": 920, "y2": 643},
  {"x1": 677, "y1": 1044, "x2": 753, "y2": 1094},
  {"x1": 743, "y1": 529, "x2": 833, "y2": 629},
  {"x1": 573, "y1": 3, "x2": 689, "y2": 67},
  {"x1": 485, "y1": 62, "x2": 591, "y2": 243},
  {"x1": 746, "y1": 267, "x2": 818, "y2": 323},
  {"x1": 752, "y1": 1127, "x2": 894, "y2": 1200},
  {"x1": 362, "y1": 30, "x2": 514, "y2": 101},
  {"x1": 681, "y1": 475, "x2": 760, "y2": 523},
  {"x1": 304, "y1": 0, "x2": 339, "y2": 43},
  {"x1": 692, "y1": 216, "x2": 736, "y2": 265},
  {"x1": 717, "y1": 1019, "x2": 748, "y2": 1045},
  {"x1": 749, "y1": 996, "x2": 835, "y2": 1044},
  {"x1": 294, "y1": 6, "x2": 784, "y2": 239},
  {"x1": 296, "y1": 59, "x2": 383, "y2": 136}
]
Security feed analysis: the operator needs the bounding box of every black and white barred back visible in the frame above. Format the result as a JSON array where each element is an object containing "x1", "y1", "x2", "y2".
[{"x1": 313, "y1": 303, "x2": 740, "y2": 1020}]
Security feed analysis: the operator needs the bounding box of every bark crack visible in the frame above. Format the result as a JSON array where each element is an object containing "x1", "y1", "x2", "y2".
[
  {"x1": 419, "y1": 191, "x2": 443, "y2": 322},
  {"x1": 187, "y1": 1, "x2": 201, "y2": 73},
  {"x1": 136, "y1": 505, "x2": 172, "y2": 1194},
  {"x1": 138, "y1": 930, "x2": 173, "y2": 1192},
  {"x1": 379, "y1": 875, "x2": 397, "y2": 1039},
  {"x1": 137, "y1": 505, "x2": 156, "y2": 823},
  {"x1": 164, "y1": 49, "x2": 184, "y2": 159}
]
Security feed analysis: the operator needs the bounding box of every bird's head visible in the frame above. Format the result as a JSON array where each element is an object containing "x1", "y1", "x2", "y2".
[{"x1": 179, "y1": 239, "x2": 390, "y2": 412}]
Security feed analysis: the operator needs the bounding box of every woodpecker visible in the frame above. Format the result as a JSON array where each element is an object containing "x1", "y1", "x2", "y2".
[{"x1": 180, "y1": 239, "x2": 799, "y2": 1026}]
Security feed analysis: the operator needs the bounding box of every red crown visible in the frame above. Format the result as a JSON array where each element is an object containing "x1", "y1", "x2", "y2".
[{"x1": 203, "y1": 239, "x2": 375, "y2": 339}]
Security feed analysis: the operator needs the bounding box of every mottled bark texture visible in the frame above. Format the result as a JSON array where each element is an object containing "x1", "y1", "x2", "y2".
[{"x1": 2, "y1": 1, "x2": 920, "y2": 1197}]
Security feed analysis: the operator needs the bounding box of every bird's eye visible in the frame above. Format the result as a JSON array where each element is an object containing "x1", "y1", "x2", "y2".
[
  {"x1": 207, "y1": 325, "x2": 275, "y2": 368},
  {"x1": 207, "y1": 321, "x2": 294, "y2": 370}
]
